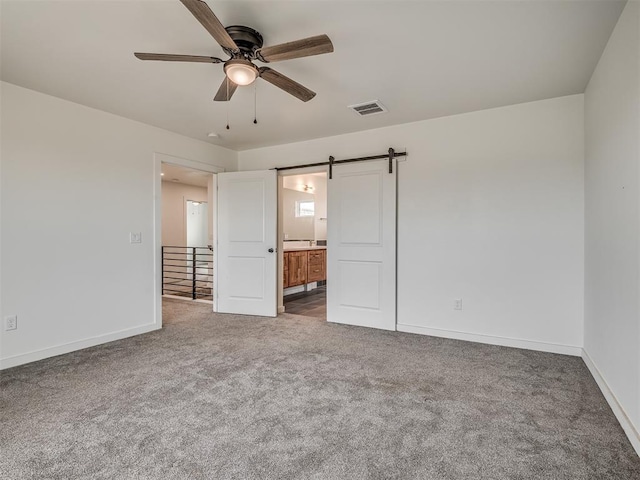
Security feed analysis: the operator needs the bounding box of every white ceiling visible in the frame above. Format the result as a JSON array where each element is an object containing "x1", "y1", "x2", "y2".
[
  {"x1": 1, "y1": 0, "x2": 625, "y2": 151},
  {"x1": 283, "y1": 172, "x2": 326, "y2": 193},
  {"x1": 162, "y1": 163, "x2": 211, "y2": 187}
]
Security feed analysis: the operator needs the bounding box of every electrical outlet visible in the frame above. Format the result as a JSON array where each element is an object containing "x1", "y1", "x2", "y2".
[
  {"x1": 130, "y1": 232, "x2": 142, "y2": 244},
  {"x1": 454, "y1": 299, "x2": 463, "y2": 311},
  {"x1": 4, "y1": 315, "x2": 17, "y2": 331}
]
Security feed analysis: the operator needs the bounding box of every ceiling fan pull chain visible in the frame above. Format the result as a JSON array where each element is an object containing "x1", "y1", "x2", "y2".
[{"x1": 254, "y1": 83, "x2": 258, "y2": 125}]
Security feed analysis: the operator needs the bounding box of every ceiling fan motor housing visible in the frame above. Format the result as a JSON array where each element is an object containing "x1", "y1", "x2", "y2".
[{"x1": 223, "y1": 25, "x2": 264, "y2": 58}]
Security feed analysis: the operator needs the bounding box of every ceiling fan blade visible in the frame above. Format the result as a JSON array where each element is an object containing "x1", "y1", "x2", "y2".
[
  {"x1": 259, "y1": 67, "x2": 316, "y2": 102},
  {"x1": 214, "y1": 77, "x2": 238, "y2": 101},
  {"x1": 180, "y1": 0, "x2": 238, "y2": 52},
  {"x1": 134, "y1": 53, "x2": 224, "y2": 63},
  {"x1": 257, "y1": 34, "x2": 333, "y2": 63}
]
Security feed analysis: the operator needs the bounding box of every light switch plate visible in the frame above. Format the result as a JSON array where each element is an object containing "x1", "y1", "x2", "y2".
[
  {"x1": 5, "y1": 315, "x2": 17, "y2": 331},
  {"x1": 130, "y1": 232, "x2": 142, "y2": 244}
]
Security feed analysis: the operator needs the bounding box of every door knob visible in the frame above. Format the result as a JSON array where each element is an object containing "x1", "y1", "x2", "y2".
[{"x1": 268, "y1": 248, "x2": 275, "y2": 253}]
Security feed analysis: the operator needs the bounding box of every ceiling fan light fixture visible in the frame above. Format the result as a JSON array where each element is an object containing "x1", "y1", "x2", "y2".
[{"x1": 224, "y1": 59, "x2": 258, "y2": 86}]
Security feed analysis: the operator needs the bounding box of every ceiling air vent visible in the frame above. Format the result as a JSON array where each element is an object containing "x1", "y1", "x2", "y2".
[{"x1": 348, "y1": 100, "x2": 387, "y2": 117}]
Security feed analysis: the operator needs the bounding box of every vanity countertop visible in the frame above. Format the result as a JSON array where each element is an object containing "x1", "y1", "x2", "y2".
[{"x1": 283, "y1": 246, "x2": 327, "y2": 252}]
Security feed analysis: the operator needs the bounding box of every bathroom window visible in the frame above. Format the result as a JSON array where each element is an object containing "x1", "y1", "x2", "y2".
[{"x1": 296, "y1": 201, "x2": 315, "y2": 217}]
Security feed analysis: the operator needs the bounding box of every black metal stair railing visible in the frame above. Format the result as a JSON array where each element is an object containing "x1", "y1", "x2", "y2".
[{"x1": 162, "y1": 246, "x2": 213, "y2": 301}]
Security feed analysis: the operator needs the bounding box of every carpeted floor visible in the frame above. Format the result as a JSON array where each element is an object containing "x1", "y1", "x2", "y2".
[{"x1": 1, "y1": 299, "x2": 639, "y2": 480}]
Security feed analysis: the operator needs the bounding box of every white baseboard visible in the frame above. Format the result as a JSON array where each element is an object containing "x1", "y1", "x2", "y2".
[
  {"x1": 582, "y1": 349, "x2": 640, "y2": 457},
  {"x1": 284, "y1": 285, "x2": 305, "y2": 296},
  {"x1": 163, "y1": 294, "x2": 212, "y2": 305},
  {"x1": 283, "y1": 282, "x2": 318, "y2": 297},
  {"x1": 0, "y1": 323, "x2": 161, "y2": 370},
  {"x1": 396, "y1": 323, "x2": 582, "y2": 356}
]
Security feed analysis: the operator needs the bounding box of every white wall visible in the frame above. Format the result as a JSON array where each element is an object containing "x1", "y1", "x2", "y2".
[
  {"x1": 0, "y1": 82, "x2": 237, "y2": 368},
  {"x1": 240, "y1": 95, "x2": 585, "y2": 355},
  {"x1": 584, "y1": 0, "x2": 640, "y2": 454},
  {"x1": 282, "y1": 188, "x2": 315, "y2": 240},
  {"x1": 161, "y1": 181, "x2": 208, "y2": 247},
  {"x1": 281, "y1": 173, "x2": 328, "y2": 241}
]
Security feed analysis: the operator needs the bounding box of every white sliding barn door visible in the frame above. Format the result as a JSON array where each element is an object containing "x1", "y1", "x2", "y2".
[
  {"x1": 216, "y1": 170, "x2": 277, "y2": 317},
  {"x1": 327, "y1": 159, "x2": 397, "y2": 330}
]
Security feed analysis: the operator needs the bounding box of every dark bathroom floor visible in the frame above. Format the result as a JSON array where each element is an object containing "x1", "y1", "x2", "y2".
[{"x1": 283, "y1": 285, "x2": 326, "y2": 319}]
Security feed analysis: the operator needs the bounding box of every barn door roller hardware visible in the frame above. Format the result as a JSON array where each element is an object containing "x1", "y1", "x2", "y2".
[{"x1": 274, "y1": 148, "x2": 407, "y2": 179}]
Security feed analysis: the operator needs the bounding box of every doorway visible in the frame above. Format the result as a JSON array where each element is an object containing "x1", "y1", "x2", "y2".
[
  {"x1": 154, "y1": 154, "x2": 220, "y2": 318},
  {"x1": 161, "y1": 164, "x2": 214, "y2": 302},
  {"x1": 186, "y1": 200, "x2": 209, "y2": 248},
  {"x1": 280, "y1": 171, "x2": 328, "y2": 319}
]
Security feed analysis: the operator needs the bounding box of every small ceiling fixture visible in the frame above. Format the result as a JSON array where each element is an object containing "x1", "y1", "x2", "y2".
[
  {"x1": 161, "y1": 172, "x2": 165, "y2": 176},
  {"x1": 207, "y1": 132, "x2": 219, "y2": 138}
]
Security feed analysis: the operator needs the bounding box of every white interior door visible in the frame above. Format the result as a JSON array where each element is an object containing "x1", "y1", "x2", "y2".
[
  {"x1": 216, "y1": 170, "x2": 277, "y2": 316},
  {"x1": 327, "y1": 159, "x2": 397, "y2": 330}
]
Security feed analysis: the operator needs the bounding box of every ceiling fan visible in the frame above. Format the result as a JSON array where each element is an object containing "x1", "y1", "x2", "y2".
[{"x1": 134, "y1": 0, "x2": 334, "y2": 102}]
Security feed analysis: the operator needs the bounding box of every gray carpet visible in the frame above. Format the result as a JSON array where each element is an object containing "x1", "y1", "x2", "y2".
[{"x1": 1, "y1": 299, "x2": 639, "y2": 480}]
